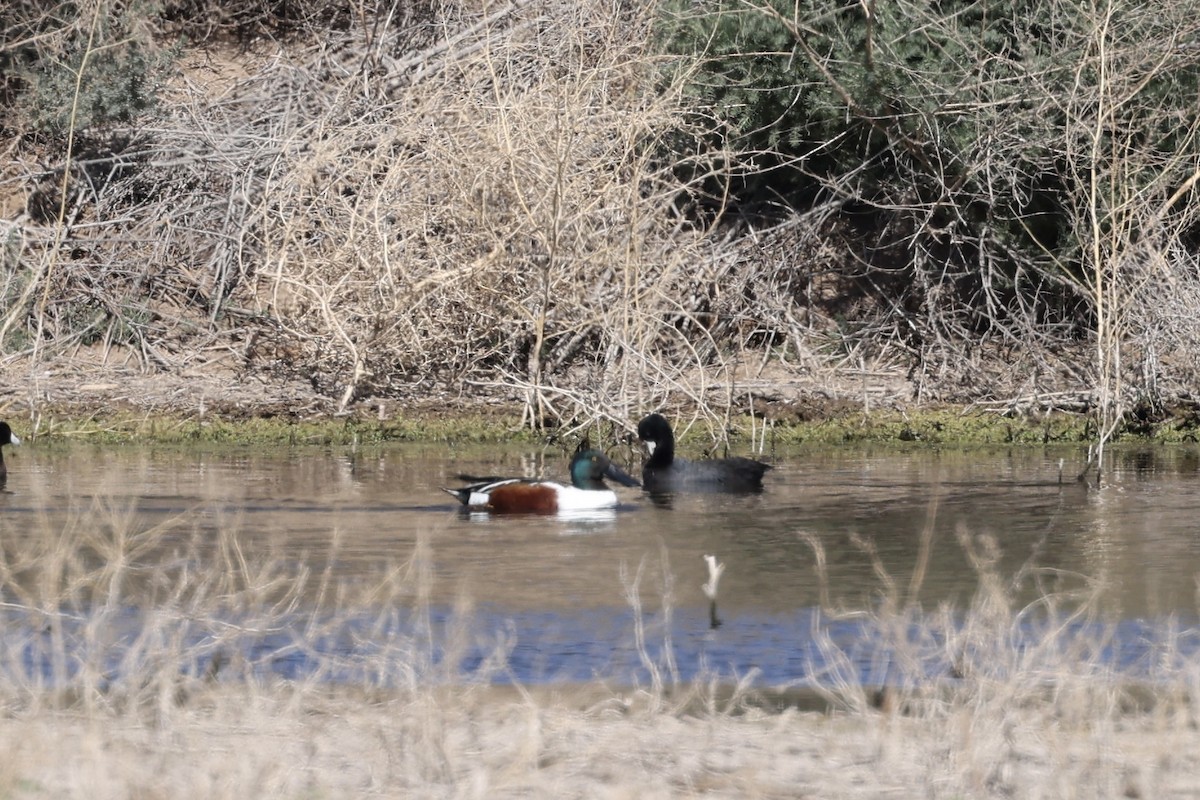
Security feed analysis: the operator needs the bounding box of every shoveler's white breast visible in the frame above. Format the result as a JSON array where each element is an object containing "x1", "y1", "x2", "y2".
[
  {"x1": 453, "y1": 479, "x2": 620, "y2": 513},
  {"x1": 549, "y1": 484, "x2": 619, "y2": 511}
]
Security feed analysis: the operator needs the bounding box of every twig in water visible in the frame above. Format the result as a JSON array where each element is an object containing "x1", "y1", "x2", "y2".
[{"x1": 702, "y1": 554, "x2": 724, "y2": 629}]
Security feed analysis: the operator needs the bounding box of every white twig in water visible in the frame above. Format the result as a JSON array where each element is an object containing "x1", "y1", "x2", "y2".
[
  {"x1": 702, "y1": 554, "x2": 724, "y2": 600},
  {"x1": 703, "y1": 554, "x2": 725, "y2": 629}
]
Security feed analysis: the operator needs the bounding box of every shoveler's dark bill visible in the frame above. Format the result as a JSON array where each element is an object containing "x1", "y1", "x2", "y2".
[{"x1": 600, "y1": 459, "x2": 640, "y2": 488}]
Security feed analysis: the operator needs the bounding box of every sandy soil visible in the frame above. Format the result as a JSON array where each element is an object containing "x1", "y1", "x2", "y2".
[
  {"x1": 2, "y1": 360, "x2": 337, "y2": 419},
  {"x1": 0, "y1": 352, "x2": 919, "y2": 430}
]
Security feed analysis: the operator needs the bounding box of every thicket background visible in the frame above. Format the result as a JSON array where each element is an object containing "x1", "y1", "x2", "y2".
[{"x1": 2, "y1": 0, "x2": 1199, "y2": 434}]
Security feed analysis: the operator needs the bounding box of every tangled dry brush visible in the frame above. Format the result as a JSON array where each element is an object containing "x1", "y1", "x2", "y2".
[
  {"x1": 5, "y1": 0, "x2": 1200, "y2": 429},
  {"x1": 4, "y1": 0, "x2": 814, "y2": 425}
]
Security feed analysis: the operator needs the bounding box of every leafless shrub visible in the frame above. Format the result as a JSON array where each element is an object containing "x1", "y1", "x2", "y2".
[
  {"x1": 5, "y1": 0, "x2": 1200, "y2": 441},
  {"x1": 1046, "y1": 0, "x2": 1200, "y2": 475},
  {"x1": 696, "y1": 0, "x2": 1200, "y2": 428},
  {"x1": 4, "y1": 0, "x2": 797, "y2": 434}
]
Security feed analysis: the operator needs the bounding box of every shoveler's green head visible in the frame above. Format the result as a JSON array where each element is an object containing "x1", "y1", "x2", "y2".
[{"x1": 570, "y1": 449, "x2": 640, "y2": 491}]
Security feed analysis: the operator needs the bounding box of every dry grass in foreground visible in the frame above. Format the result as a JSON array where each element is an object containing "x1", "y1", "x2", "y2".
[
  {"x1": 4, "y1": 682, "x2": 1199, "y2": 799},
  {"x1": 0, "y1": 502, "x2": 1198, "y2": 798}
]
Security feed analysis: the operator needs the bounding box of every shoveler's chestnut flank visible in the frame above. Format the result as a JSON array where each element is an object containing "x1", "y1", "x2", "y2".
[
  {"x1": 636, "y1": 413, "x2": 771, "y2": 493},
  {"x1": 0, "y1": 421, "x2": 20, "y2": 483},
  {"x1": 444, "y1": 448, "x2": 640, "y2": 513}
]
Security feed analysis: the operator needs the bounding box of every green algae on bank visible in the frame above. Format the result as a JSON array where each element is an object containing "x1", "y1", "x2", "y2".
[
  {"x1": 13, "y1": 403, "x2": 1200, "y2": 447},
  {"x1": 758, "y1": 408, "x2": 1095, "y2": 446}
]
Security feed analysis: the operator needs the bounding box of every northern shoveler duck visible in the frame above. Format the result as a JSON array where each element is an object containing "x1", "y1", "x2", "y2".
[
  {"x1": 444, "y1": 448, "x2": 640, "y2": 513},
  {"x1": 0, "y1": 421, "x2": 19, "y2": 483},
  {"x1": 637, "y1": 413, "x2": 771, "y2": 493}
]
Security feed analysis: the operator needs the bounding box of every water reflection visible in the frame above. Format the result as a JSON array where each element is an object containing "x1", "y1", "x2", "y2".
[
  {"x1": 3, "y1": 443, "x2": 1199, "y2": 616},
  {"x1": 460, "y1": 505, "x2": 626, "y2": 528}
]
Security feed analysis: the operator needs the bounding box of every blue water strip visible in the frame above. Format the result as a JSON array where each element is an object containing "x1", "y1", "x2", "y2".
[{"x1": 2, "y1": 604, "x2": 1197, "y2": 690}]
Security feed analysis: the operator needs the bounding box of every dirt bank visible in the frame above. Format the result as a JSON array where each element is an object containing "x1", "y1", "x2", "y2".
[{"x1": 0, "y1": 354, "x2": 1162, "y2": 446}]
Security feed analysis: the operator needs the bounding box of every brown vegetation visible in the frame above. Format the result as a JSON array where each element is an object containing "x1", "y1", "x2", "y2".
[{"x1": 2, "y1": 0, "x2": 1200, "y2": 452}]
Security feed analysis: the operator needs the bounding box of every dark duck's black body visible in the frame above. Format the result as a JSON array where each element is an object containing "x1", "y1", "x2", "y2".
[
  {"x1": 0, "y1": 421, "x2": 20, "y2": 485},
  {"x1": 636, "y1": 413, "x2": 771, "y2": 494}
]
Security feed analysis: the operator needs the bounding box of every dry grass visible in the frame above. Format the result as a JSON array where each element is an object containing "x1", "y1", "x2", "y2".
[
  {"x1": 0, "y1": 500, "x2": 1199, "y2": 798},
  {"x1": 5, "y1": 688, "x2": 1198, "y2": 799}
]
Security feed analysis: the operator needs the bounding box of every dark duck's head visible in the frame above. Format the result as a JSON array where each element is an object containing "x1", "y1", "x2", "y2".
[{"x1": 635, "y1": 413, "x2": 676, "y2": 469}]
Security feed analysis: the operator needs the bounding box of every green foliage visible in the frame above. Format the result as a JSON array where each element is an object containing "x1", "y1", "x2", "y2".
[
  {"x1": 32, "y1": 411, "x2": 540, "y2": 446},
  {"x1": 656, "y1": 0, "x2": 1200, "y2": 338},
  {"x1": 4, "y1": 1, "x2": 177, "y2": 137},
  {"x1": 659, "y1": 0, "x2": 1075, "y2": 201},
  {"x1": 24, "y1": 39, "x2": 175, "y2": 134}
]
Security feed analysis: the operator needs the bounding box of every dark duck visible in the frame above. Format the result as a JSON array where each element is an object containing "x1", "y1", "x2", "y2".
[
  {"x1": 636, "y1": 413, "x2": 771, "y2": 494},
  {"x1": 0, "y1": 421, "x2": 20, "y2": 486}
]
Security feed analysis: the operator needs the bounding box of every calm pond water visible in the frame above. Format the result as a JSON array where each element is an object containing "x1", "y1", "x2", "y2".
[{"x1": 2, "y1": 442, "x2": 1200, "y2": 686}]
